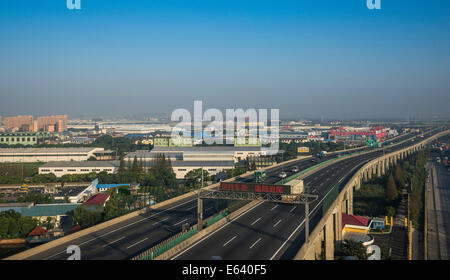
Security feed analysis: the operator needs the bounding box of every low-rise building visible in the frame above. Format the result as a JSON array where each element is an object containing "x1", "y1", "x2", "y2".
[
  {"x1": 0, "y1": 147, "x2": 107, "y2": 163},
  {"x1": 39, "y1": 161, "x2": 119, "y2": 177}
]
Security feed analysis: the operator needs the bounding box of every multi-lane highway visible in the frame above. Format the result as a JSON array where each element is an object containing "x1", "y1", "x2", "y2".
[
  {"x1": 15, "y1": 131, "x2": 425, "y2": 260},
  {"x1": 19, "y1": 142, "x2": 346, "y2": 260},
  {"x1": 172, "y1": 131, "x2": 437, "y2": 260}
]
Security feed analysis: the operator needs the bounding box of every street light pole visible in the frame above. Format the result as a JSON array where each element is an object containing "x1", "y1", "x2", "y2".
[{"x1": 197, "y1": 167, "x2": 204, "y2": 231}]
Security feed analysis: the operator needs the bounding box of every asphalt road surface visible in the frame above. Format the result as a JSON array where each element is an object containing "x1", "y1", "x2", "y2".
[{"x1": 427, "y1": 156, "x2": 450, "y2": 260}]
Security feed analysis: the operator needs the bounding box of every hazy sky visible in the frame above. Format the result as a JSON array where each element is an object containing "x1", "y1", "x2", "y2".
[{"x1": 1, "y1": 0, "x2": 449, "y2": 120}]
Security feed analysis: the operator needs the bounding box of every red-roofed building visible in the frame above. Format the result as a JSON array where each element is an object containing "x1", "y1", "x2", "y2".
[
  {"x1": 69, "y1": 225, "x2": 82, "y2": 234},
  {"x1": 83, "y1": 193, "x2": 110, "y2": 207},
  {"x1": 342, "y1": 213, "x2": 372, "y2": 234},
  {"x1": 28, "y1": 226, "x2": 47, "y2": 237}
]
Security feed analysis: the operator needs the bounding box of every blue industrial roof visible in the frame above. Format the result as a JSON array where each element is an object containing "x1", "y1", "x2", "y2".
[
  {"x1": 0, "y1": 203, "x2": 81, "y2": 217},
  {"x1": 96, "y1": 183, "x2": 130, "y2": 189}
]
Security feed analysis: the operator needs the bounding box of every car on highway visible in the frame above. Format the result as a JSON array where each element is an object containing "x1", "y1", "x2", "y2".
[
  {"x1": 278, "y1": 172, "x2": 287, "y2": 178},
  {"x1": 291, "y1": 166, "x2": 299, "y2": 173}
]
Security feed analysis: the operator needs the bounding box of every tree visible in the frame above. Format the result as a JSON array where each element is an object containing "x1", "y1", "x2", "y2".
[
  {"x1": 336, "y1": 240, "x2": 374, "y2": 260},
  {"x1": 185, "y1": 168, "x2": 210, "y2": 189},
  {"x1": 73, "y1": 206, "x2": 103, "y2": 228},
  {"x1": 118, "y1": 157, "x2": 126, "y2": 173},
  {"x1": 386, "y1": 174, "x2": 398, "y2": 202},
  {"x1": 131, "y1": 155, "x2": 140, "y2": 173},
  {"x1": 394, "y1": 165, "x2": 405, "y2": 188}
]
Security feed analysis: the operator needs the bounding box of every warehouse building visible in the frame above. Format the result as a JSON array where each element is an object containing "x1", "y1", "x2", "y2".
[
  {"x1": 39, "y1": 161, "x2": 119, "y2": 177},
  {"x1": 125, "y1": 146, "x2": 265, "y2": 179},
  {"x1": 0, "y1": 147, "x2": 108, "y2": 163}
]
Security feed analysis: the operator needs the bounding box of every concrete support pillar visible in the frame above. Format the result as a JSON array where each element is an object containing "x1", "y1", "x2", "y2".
[
  {"x1": 381, "y1": 159, "x2": 386, "y2": 175},
  {"x1": 324, "y1": 217, "x2": 334, "y2": 260},
  {"x1": 347, "y1": 187, "x2": 353, "y2": 215},
  {"x1": 377, "y1": 162, "x2": 381, "y2": 177},
  {"x1": 355, "y1": 176, "x2": 362, "y2": 190}
]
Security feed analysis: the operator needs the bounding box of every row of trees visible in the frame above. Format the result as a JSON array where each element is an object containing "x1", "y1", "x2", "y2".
[
  {"x1": 354, "y1": 159, "x2": 408, "y2": 218},
  {"x1": 0, "y1": 210, "x2": 38, "y2": 239},
  {"x1": 354, "y1": 149, "x2": 430, "y2": 224}
]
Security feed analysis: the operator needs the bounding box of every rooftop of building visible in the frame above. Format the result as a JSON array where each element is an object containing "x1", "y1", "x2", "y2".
[
  {"x1": 152, "y1": 146, "x2": 263, "y2": 152},
  {"x1": 342, "y1": 213, "x2": 371, "y2": 229},
  {"x1": 83, "y1": 193, "x2": 109, "y2": 206},
  {"x1": 28, "y1": 226, "x2": 47, "y2": 237},
  {"x1": 40, "y1": 161, "x2": 119, "y2": 168},
  {"x1": 0, "y1": 202, "x2": 34, "y2": 208},
  {"x1": 55, "y1": 185, "x2": 90, "y2": 197},
  {"x1": 0, "y1": 147, "x2": 104, "y2": 154},
  {"x1": 144, "y1": 160, "x2": 234, "y2": 167}
]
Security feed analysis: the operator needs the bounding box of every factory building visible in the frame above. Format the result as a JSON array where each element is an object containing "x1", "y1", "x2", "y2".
[
  {"x1": 0, "y1": 147, "x2": 108, "y2": 163},
  {"x1": 125, "y1": 146, "x2": 266, "y2": 179},
  {"x1": 329, "y1": 126, "x2": 387, "y2": 144},
  {"x1": 39, "y1": 161, "x2": 119, "y2": 177}
]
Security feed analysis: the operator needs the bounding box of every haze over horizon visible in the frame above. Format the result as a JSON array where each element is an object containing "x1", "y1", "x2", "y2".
[{"x1": 1, "y1": 0, "x2": 449, "y2": 120}]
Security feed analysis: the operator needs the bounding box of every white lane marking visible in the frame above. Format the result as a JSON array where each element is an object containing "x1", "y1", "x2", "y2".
[
  {"x1": 270, "y1": 160, "x2": 369, "y2": 260},
  {"x1": 273, "y1": 219, "x2": 282, "y2": 228},
  {"x1": 251, "y1": 217, "x2": 261, "y2": 226},
  {"x1": 271, "y1": 205, "x2": 278, "y2": 211},
  {"x1": 249, "y1": 237, "x2": 262, "y2": 249},
  {"x1": 170, "y1": 201, "x2": 264, "y2": 260},
  {"x1": 290, "y1": 206, "x2": 297, "y2": 213},
  {"x1": 173, "y1": 218, "x2": 188, "y2": 226},
  {"x1": 223, "y1": 236, "x2": 237, "y2": 247},
  {"x1": 186, "y1": 205, "x2": 197, "y2": 211},
  {"x1": 152, "y1": 217, "x2": 168, "y2": 225},
  {"x1": 126, "y1": 237, "x2": 148, "y2": 249},
  {"x1": 43, "y1": 197, "x2": 197, "y2": 260},
  {"x1": 102, "y1": 236, "x2": 125, "y2": 247}
]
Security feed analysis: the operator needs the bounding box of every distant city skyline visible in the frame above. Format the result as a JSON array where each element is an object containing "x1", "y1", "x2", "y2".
[{"x1": 1, "y1": 0, "x2": 449, "y2": 120}]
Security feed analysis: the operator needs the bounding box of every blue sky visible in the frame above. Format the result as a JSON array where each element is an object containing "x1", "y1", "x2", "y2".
[{"x1": 0, "y1": 0, "x2": 449, "y2": 119}]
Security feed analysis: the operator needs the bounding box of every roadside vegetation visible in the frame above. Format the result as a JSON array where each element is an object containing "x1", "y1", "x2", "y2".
[
  {"x1": 353, "y1": 149, "x2": 430, "y2": 229},
  {"x1": 0, "y1": 210, "x2": 39, "y2": 239}
]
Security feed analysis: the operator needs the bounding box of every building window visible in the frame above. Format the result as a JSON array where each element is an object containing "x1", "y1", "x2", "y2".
[
  {"x1": 67, "y1": 169, "x2": 76, "y2": 172},
  {"x1": 178, "y1": 169, "x2": 187, "y2": 171},
  {"x1": 27, "y1": 138, "x2": 30, "y2": 141},
  {"x1": 22, "y1": 138, "x2": 25, "y2": 142},
  {"x1": 0, "y1": 138, "x2": 3, "y2": 142},
  {"x1": 11, "y1": 138, "x2": 14, "y2": 142},
  {"x1": 54, "y1": 169, "x2": 63, "y2": 172},
  {"x1": 32, "y1": 138, "x2": 36, "y2": 141},
  {"x1": 208, "y1": 169, "x2": 216, "y2": 171}
]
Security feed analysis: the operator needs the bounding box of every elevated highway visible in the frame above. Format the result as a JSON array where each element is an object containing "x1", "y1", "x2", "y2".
[
  {"x1": 170, "y1": 129, "x2": 448, "y2": 260},
  {"x1": 5, "y1": 131, "x2": 428, "y2": 260},
  {"x1": 5, "y1": 137, "x2": 363, "y2": 260}
]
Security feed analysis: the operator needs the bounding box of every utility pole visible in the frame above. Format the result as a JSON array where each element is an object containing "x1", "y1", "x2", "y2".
[{"x1": 197, "y1": 167, "x2": 204, "y2": 231}]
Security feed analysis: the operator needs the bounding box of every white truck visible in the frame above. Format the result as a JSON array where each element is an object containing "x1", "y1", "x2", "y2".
[{"x1": 281, "y1": 179, "x2": 304, "y2": 202}]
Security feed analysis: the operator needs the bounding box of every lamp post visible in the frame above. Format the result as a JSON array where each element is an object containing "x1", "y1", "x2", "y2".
[{"x1": 197, "y1": 167, "x2": 204, "y2": 231}]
